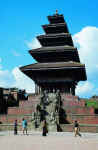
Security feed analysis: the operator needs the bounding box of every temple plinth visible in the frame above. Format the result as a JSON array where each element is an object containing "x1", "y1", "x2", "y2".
[{"x1": 20, "y1": 13, "x2": 87, "y2": 95}]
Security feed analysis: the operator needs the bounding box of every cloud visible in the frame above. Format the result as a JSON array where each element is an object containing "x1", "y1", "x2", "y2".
[
  {"x1": 76, "y1": 81, "x2": 94, "y2": 98},
  {"x1": 0, "y1": 67, "x2": 35, "y2": 93},
  {"x1": 73, "y1": 26, "x2": 98, "y2": 75},
  {"x1": 0, "y1": 57, "x2": 35, "y2": 93},
  {"x1": 26, "y1": 38, "x2": 41, "y2": 49},
  {"x1": 0, "y1": 69, "x2": 15, "y2": 88},
  {"x1": 73, "y1": 26, "x2": 98, "y2": 97},
  {"x1": 0, "y1": 58, "x2": 2, "y2": 63},
  {"x1": 0, "y1": 58, "x2": 15, "y2": 87},
  {"x1": 12, "y1": 67, "x2": 35, "y2": 93},
  {"x1": 0, "y1": 58, "x2": 2, "y2": 69},
  {"x1": 12, "y1": 50, "x2": 21, "y2": 57}
]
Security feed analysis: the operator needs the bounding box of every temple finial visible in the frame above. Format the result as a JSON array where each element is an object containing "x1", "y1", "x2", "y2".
[{"x1": 55, "y1": 9, "x2": 58, "y2": 15}]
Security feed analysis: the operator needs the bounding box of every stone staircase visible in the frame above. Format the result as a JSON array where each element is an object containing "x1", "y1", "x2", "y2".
[{"x1": 1, "y1": 93, "x2": 98, "y2": 132}]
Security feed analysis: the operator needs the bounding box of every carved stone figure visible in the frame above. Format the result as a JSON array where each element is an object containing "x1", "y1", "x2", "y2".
[
  {"x1": 40, "y1": 91, "x2": 49, "y2": 109},
  {"x1": 35, "y1": 91, "x2": 62, "y2": 125}
]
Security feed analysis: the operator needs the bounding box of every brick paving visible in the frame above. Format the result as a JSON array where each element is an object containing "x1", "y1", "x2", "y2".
[{"x1": 0, "y1": 131, "x2": 98, "y2": 150}]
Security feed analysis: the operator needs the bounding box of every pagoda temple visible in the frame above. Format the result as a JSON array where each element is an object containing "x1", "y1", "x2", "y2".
[{"x1": 20, "y1": 12, "x2": 87, "y2": 95}]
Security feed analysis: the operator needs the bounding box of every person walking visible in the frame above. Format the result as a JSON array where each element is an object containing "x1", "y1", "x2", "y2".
[
  {"x1": 73, "y1": 120, "x2": 81, "y2": 137},
  {"x1": 14, "y1": 120, "x2": 18, "y2": 135},
  {"x1": 42, "y1": 120, "x2": 48, "y2": 136},
  {"x1": 22, "y1": 118, "x2": 28, "y2": 135}
]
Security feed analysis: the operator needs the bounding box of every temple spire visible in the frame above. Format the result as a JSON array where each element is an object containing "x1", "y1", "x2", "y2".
[{"x1": 55, "y1": 9, "x2": 58, "y2": 15}]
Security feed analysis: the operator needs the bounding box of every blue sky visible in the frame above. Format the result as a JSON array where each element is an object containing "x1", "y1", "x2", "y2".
[{"x1": 0, "y1": 0, "x2": 98, "y2": 98}]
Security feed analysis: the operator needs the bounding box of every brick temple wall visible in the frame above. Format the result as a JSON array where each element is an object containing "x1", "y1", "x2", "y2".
[
  {"x1": 63, "y1": 106, "x2": 94, "y2": 114},
  {"x1": 8, "y1": 107, "x2": 33, "y2": 115},
  {"x1": 0, "y1": 114, "x2": 32, "y2": 123},
  {"x1": 62, "y1": 94, "x2": 94, "y2": 115},
  {"x1": 67, "y1": 114, "x2": 98, "y2": 124},
  {"x1": 19, "y1": 95, "x2": 40, "y2": 108}
]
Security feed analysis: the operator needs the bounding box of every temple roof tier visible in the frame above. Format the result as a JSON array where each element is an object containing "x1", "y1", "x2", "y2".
[
  {"x1": 42, "y1": 23, "x2": 69, "y2": 34},
  {"x1": 20, "y1": 62, "x2": 87, "y2": 81},
  {"x1": 48, "y1": 14, "x2": 65, "y2": 24},
  {"x1": 20, "y1": 62, "x2": 85, "y2": 70},
  {"x1": 29, "y1": 46, "x2": 80, "y2": 63},
  {"x1": 37, "y1": 33, "x2": 73, "y2": 47},
  {"x1": 29, "y1": 45, "x2": 76, "y2": 52}
]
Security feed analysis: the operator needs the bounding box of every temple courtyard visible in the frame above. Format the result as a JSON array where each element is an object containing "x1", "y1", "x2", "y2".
[{"x1": 0, "y1": 131, "x2": 98, "y2": 150}]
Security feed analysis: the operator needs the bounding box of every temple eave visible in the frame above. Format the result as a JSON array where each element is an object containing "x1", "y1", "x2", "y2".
[
  {"x1": 42, "y1": 23, "x2": 67, "y2": 27},
  {"x1": 29, "y1": 45, "x2": 77, "y2": 52},
  {"x1": 42, "y1": 23, "x2": 69, "y2": 34},
  {"x1": 21, "y1": 66, "x2": 85, "y2": 71},
  {"x1": 20, "y1": 63, "x2": 87, "y2": 81},
  {"x1": 20, "y1": 62, "x2": 85, "y2": 70},
  {"x1": 37, "y1": 33, "x2": 71, "y2": 39},
  {"x1": 29, "y1": 47, "x2": 80, "y2": 63}
]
